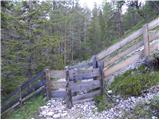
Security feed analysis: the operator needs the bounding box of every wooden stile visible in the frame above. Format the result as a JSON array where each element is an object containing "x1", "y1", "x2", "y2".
[{"x1": 65, "y1": 56, "x2": 104, "y2": 108}]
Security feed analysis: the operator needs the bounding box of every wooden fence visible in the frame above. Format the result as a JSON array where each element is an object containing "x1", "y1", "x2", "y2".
[
  {"x1": 65, "y1": 56, "x2": 104, "y2": 108},
  {"x1": 96, "y1": 18, "x2": 159, "y2": 79},
  {"x1": 1, "y1": 69, "x2": 51, "y2": 115},
  {"x1": 63, "y1": 18, "x2": 159, "y2": 108}
]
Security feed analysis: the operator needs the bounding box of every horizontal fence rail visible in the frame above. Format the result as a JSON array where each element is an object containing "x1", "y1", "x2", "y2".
[
  {"x1": 1, "y1": 69, "x2": 51, "y2": 115},
  {"x1": 96, "y1": 18, "x2": 159, "y2": 79},
  {"x1": 97, "y1": 18, "x2": 159, "y2": 60}
]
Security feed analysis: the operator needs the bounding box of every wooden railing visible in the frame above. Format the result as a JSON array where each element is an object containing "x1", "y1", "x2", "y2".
[
  {"x1": 65, "y1": 56, "x2": 104, "y2": 108},
  {"x1": 63, "y1": 18, "x2": 159, "y2": 107},
  {"x1": 96, "y1": 18, "x2": 159, "y2": 79},
  {"x1": 1, "y1": 69, "x2": 51, "y2": 115}
]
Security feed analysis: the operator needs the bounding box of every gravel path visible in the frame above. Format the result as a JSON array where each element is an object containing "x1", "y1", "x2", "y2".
[{"x1": 37, "y1": 85, "x2": 159, "y2": 119}]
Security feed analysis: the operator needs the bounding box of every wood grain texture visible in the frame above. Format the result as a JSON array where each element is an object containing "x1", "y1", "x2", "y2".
[
  {"x1": 148, "y1": 18, "x2": 159, "y2": 30},
  {"x1": 149, "y1": 30, "x2": 159, "y2": 42},
  {"x1": 69, "y1": 68, "x2": 99, "y2": 81},
  {"x1": 104, "y1": 40, "x2": 158, "y2": 78},
  {"x1": 143, "y1": 24, "x2": 150, "y2": 57},
  {"x1": 72, "y1": 90, "x2": 101, "y2": 102},
  {"x1": 71, "y1": 80, "x2": 100, "y2": 92},
  {"x1": 51, "y1": 80, "x2": 66, "y2": 89},
  {"x1": 97, "y1": 28, "x2": 143, "y2": 60},
  {"x1": 97, "y1": 18, "x2": 159, "y2": 61},
  {"x1": 104, "y1": 40, "x2": 144, "y2": 68},
  {"x1": 104, "y1": 52, "x2": 142, "y2": 77}
]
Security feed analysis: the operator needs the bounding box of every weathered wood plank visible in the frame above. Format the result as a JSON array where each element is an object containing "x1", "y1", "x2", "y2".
[
  {"x1": 68, "y1": 60, "x2": 92, "y2": 70},
  {"x1": 148, "y1": 18, "x2": 159, "y2": 30},
  {"x1": 66, "y1": 68, "x2": 73, "y2": 108},
  {"x1": 51, "y1": 89, "x2": 67, "y2": 98},
  {"x1": 104, "y1": 40, "x2": 144, "y2": 69},
  {"x1": 99, "y1": 61, "x2": 104, "y2": 95},
  {"x1": 72, "y1": 90, "x2": 101, "y2": 102},
  {"x1": 45, "y1": 69, "x2": 52, "y2": 99},
  {"x1": 21, "y1": 71, "x2": 44, "y2": 88},
  {"x1": 149, "y1": 30, "x2": 159, "y2": 42},
  {"x1": 97, "y1": 18, "x2": 159, "y2": 61},
  {"x1": 50, "y1": 70, "x2": 65, "y2": 79},
  {"x1": 97, "y1": 28, "x2": 143, "y2": 60},
  {"x1": 69, "y1": 68, "x2": 99, "y2": 81},
  {"x1": 71, "y1": 80, "x2": 100, "y2": 92},
  {"x1": 150, "y1": 40, "x2": 159, "y2": 52},
  {"x1": 104, "y1": 40, "x2": 158, "y2": 78},
  {"x1": 143, "y1": 24, "x2": 150, "y2": 57},
  {"x1": 104, "y1": 52, "x2": 142, "y2": 77},
  {"x1": 51, "y1": 80, "x2": 66, "y2": 89}
]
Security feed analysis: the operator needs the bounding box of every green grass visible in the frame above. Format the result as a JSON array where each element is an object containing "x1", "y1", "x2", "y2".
[
  {"x1": 94, "y1": 95, "x2": 113, "y2": 112},
  {"x1": 2, "y1": 95, "x2": 45, "y2": 119},
  {"x1": 109, "y1": 65, "x2": 159, "y2": 98}
]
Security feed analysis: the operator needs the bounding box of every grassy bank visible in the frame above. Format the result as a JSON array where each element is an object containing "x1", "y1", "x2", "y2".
[{"x1": 2, "y1": 95, "x2": 45, "y2": 119}]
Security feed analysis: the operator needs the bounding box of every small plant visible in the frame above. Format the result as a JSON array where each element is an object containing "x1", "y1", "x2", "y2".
[
  {"x1": 94, "y1": 95, "x2": 106, "y2": 112},
  {"x1": 94, "y1": 95, "x2": 113, "y2": 112}
]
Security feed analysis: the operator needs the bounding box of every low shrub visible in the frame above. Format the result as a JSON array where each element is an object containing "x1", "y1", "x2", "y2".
[
  {"x1": 94, "y1": 95, "x2": 113, "y2": 112},
  {"x1": 109, "y1": 65, "x2": 159, "y2": 97},
  {"x1": 94, "y1": 95, "x2": 106, "y2": 112}
]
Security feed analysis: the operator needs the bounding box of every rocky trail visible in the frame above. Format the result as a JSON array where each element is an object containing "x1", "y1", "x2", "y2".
[{"x1": 36, "y1": 85, "x2": 159, "y2": 119}]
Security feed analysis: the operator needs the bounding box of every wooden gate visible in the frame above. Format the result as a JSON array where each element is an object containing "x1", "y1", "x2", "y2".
[{"x1": 65, "y1": 56, "x2": 104, "y2": 108}]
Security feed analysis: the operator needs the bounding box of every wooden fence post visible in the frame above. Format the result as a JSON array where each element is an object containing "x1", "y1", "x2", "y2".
[
  {"x1": 65, "y1": 66, "x2": 73, "y2": 108},
  {"x1": 92, "y1": 55, "x2": 98, "y2": 80},
  {"x1": 99, "y1": 61, "x2": 104, "y2": 95},
  {"x1": 44, "y1": 69, "x2": 52, "y2": 100},
  {"x1": 143, "y1": 24, "x2": 150, "y2": 57},
  {"x1": 92, "y1": 55, "x2": 97, "y2": 68}
]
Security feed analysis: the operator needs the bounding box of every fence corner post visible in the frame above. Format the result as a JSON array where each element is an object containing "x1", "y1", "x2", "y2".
[
  {"x1": 44, "y1": 69, "x2": 52, "y2": 100},
  {"x1": 143, "y1": 24, "x2": 150, "y2": 57},
  {"x1": 65, "y1": 66, "x2": 73, "y2": 108},
  {"x1": 99, "y1": 61, "x2": 104, "y2": 96}
]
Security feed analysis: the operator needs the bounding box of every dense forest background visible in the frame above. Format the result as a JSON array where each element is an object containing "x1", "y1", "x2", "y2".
[{"x1": 1, "y1": 0, "x2": 159, "y2": 99}]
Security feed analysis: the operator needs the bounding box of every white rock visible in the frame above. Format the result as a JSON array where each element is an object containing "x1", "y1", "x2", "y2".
[
  {"x1": 53, "y1": 113, "x2": 61, "y2": 118},
  {"x1": 41, "y1": 111, "x2": 47, "y2": 115},
  {"x1": 61, "y1": 112, "x2": 67, "y2": 117},
  {"x1": 152, "y1": 116, "x2": 157, "y2": 119},
  {"x1": 46, "y1": 111, "x2": 54, "y2": 116},
  {"x1": 107, "y1": 90, "x2": 112, "y2": 94}
]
